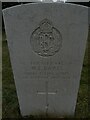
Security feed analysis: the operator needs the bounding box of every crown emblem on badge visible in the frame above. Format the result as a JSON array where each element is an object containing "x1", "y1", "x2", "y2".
[
  {"x1": 39, "y1": 19, "x2": 53, "y2": 33},
  {"x1": 30, "y1": 19, "x2": 62, "y2": 57}
]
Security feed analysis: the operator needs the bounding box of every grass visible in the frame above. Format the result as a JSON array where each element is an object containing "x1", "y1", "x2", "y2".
[
  {"x1": 0, "y1": 34, "x2": 2, "y2": 120},
  {"x1": 2, "y1": 31, "x2": 90, "y2": 119}
]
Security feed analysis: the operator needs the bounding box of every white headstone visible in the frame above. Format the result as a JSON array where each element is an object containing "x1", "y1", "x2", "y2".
[
  {"x1": 3, "y1": 2, "x2": 88, "y2": 117},
  {"x1": 1, "y1": 0, "x2": 89, "y2": 2}
]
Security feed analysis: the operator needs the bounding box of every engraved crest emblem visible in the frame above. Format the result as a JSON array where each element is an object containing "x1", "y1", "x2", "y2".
[{"x1": 30, "y1": 19, "x2": 62, "y2": 57}]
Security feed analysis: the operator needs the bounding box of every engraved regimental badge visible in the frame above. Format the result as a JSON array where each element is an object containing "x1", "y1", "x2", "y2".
[{"x1": 30, "y1": 19, "x2": 62, "y2": 57}]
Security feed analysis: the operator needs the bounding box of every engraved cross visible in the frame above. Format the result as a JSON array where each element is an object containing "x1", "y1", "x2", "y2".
[{"x1": 37, "y1": 81, "x2": 57, "y2": 116}]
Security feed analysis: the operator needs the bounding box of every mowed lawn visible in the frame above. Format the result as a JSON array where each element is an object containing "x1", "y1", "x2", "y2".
[{"x1": 2, "y1": 31, "x2": 90, "y2": 119}]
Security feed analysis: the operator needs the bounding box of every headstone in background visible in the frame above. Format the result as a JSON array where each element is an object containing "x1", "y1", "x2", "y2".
[
  {"x1": 3, "y1": 2, "x2": 88, "y2": 117},
  {"x1": 1, "y1": 0, "x2": 89, "y2": 2},
  {"x1": 1, "y1": 0, "x2": 65, "y2": 2},
  {"x1": 67, "y1": 0, "x2": 89, "y2": 2},
  {"x1": 1, "y1": 0, "x2": 44, "y2": 2}
]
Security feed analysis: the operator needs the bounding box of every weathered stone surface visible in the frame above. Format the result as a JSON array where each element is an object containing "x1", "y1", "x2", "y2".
[{"x1": 3, "y1": 3, "x2": 88, "y2": 117}]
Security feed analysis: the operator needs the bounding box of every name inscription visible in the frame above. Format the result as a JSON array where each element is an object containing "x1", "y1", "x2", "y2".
[{"x1": 23, "y1": 61, "x2": 70, "y2": 80}]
